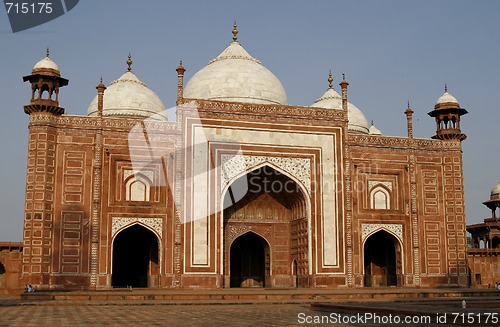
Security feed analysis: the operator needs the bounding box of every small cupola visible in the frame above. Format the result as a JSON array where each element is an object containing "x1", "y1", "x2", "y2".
[
  {"x1": 23, "y1": 49, "x2": 69, "y2": 115},
  {"x1": 427, "y1": 84, "x2": 467, "y2": 141}
]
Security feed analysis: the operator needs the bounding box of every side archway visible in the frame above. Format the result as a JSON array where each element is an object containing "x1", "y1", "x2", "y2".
[
  {"x1": 222, "y1": 164, "x2": 310, "y2": 288},
  {"x1": 363, "y1": 230, "x2": 402, "y2": 287},
  {"x1": 229, "y1": 232, "x2": 270, "y2": 288},
  {"x1": 111, "y1": 224, "x2": 160, "y2": 288}
]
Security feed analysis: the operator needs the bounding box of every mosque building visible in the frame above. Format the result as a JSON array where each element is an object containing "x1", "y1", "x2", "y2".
[{"x1": 2, "y1": 25, "x2": 473, "y2": 290}]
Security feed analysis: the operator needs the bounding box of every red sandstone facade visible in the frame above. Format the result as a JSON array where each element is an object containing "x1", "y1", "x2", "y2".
[{"x1": 1, "y1": 33, "x2": 477, "y2": 291}]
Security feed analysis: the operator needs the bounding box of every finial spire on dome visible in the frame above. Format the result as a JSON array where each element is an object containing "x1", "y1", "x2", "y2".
[
  {"x1": 127, "y1": 53, "x2": 133, "y2": 72},
  {"x1": 328, "y1": 70, "x2": 333, "y2": 89},
  {"x1": 232, "y1": 21, "x2": 238, "y2": 42},
  {"x1": 444, "y1": 83, "x2": 448, "y2": 93},
  {"x1": 407, "y1": 99, "x2": 410, "y2": 108},
  {"x1": 46, "y1": 47, "x2": 49, "y2": 58}
]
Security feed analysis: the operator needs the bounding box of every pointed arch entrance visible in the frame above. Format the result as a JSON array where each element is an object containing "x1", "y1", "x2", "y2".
[
  {"x1": 112, "y1": 224, "x2": 160, "y2": 288},
  {"x1": 363, "y1": 230, "x2": 401, "y2": 287},
  {"x1": 230, "y1": 232, "x2": 270, "y2": 287},
  {"x1": 223, "y1": 164, "x2": 309, "y2": 288}
]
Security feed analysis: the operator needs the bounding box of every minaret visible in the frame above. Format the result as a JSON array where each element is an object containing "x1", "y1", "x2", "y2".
[
  {"x1": 405, "y1": 100, "x2": 414, "y2": 139},
  {"x1": 22, "y1": 50, "x2": 68, "y2": 288},
  {"x1": 23, "y1": 48, "x2": 69, "y2": 115},
  {"x1": 339, "y1": 73, "x2": 349, "y2": 111},
  {"x1": 96, "y1": 76, "x2": 106, "y2": 118},
  {"x1": 176, "y1": 60, "x2": 186, "y2": 104},
  {"x1": 427, "y1": 84, "x2": 467, "y2": 141}
]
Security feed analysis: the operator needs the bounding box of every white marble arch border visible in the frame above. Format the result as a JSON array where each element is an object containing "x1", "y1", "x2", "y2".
[
  {"x1": 219, "y1": 160, "x2": 313, "y2": 275},
  {"x1": 362, "y1": 223, "x2": 402, "y2": 243},
  {"x1": 361, "y1": 223, "x2": 404, "y2": 274},
  {"x1": 220, "y1": 154, "x2": 312, "y2": 195},
  {"x1": 111, "y1": 217, "x2": 163, "y2": 240}
]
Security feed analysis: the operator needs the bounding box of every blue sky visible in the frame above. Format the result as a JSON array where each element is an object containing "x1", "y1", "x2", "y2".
[{"x1": 0, "y1": 0, "x2": 499, "y2": 240}]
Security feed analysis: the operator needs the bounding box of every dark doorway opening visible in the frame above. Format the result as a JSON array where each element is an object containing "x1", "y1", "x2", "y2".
[
  {"x1": 0, "y1": 263, "x2": 5, "y2": 289},
  {"x1": 492, "y1": 236, "x2": 500, "y2": 249},
  {"x1": 230, "y1": 232, "x2": 270, "y2": 288},
  {"x1": 112, "y1": 224, "x2": 159, "y2": 288},
  {"x1": 364, "y1": 231, "x2": 399, "y2": 287}
]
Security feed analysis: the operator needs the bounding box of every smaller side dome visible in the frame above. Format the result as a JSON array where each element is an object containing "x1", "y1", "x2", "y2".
[
  {"x1": 87, "y1": 71, "x2": 167, "y2": 120},
  {"x1": 491, "y1": 182, "x2": 500, "y2": 200},
  {"x1": 311, "y1": 73, "x2": 370, "y2": 134},
  {"x1": 369, "y1": 121, "x2": 382, "y2": 135},
  {"x1": 347, "y1": 102, "x2": 370, "y2": 134}
]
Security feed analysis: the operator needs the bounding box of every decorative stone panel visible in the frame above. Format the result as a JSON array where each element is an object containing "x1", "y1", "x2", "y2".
[
  {"x1": 112, "y1": 217, "x2": 163, "y2": 239},
  {"x1": 362, "y1": 223, "x2": 402, "y2": 243},
  {"x1": 220, "y1": 154, "x2": 311, "y2": 195}
]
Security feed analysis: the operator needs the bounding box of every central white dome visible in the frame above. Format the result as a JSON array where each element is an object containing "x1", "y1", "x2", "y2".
[{"x1": 184, "y1": 41, "x2": 288, "y2": 105}]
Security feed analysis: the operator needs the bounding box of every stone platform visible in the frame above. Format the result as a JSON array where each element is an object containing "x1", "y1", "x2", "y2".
[{"x1": 14, "y1": 287, "x2": 500, "y2": 305}]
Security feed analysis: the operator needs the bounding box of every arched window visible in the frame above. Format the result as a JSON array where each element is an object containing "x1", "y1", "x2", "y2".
[
  {"x1": 125, "y1": 174, "x2": 151, "y2": 201},
  {"x1": 492, "y1": 236, "x2": 500, "y2": 249},
  {"x1": 370, "y1": 185, "x2": 390, "y2": 210},
  {"x1": 40, "y1": 84, "x2": 50, "y2": 99}
]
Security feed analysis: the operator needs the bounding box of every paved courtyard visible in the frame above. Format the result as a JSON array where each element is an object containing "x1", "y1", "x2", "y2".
[
  {"x1": 1, "y1": 301, "x2": 494, "y2": 327},
  {"x1": 0, "y1": 290, "x2": 498, "y2": 327},
  {"x1": 1, "y1": 303, "x2": 339, "y2": 327}
]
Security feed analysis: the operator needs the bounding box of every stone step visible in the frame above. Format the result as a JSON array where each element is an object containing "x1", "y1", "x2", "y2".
[{"x1": 18, "y1": 288, "x2": 500, "y2": 304}]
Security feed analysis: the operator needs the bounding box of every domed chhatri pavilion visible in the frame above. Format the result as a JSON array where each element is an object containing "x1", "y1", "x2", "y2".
[
  {"x1": 467, "y1": 182, "x2": 500, "y2": 287},
  {"x1": 15, "y1": 25, "x2": 471, "y2": 290}
]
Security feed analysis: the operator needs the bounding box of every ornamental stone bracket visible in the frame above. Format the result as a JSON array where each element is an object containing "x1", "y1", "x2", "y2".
[
  {"x1": 220, "y1": 154, "x2": 311, "y2": 195},
  {"x1": 112, "y1": 217, "x2": 163, "y2": 239},
  {"x1": 361, "y1": 223, "x2": 402, "y2": 243}
]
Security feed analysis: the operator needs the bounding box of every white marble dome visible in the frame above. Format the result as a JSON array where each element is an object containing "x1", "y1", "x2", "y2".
[
  {"x1": 436, "y1": 90, "x2": 459, "y2": 105},
  {"x1": 491, "y1": 182, "x2": 500, "y2": 200},
  {"x1": 33, "y1": 56, "x2": 59, "y2": 72},
  {"x1": 87, "y1": 71, "x2": 167, "y2": 120},
  {"x1": 184, "y1": 41, "x2": 288, "y2": 105},
  {"x1": 311, "y1": 87, "x2": 370, "y2": 134}
]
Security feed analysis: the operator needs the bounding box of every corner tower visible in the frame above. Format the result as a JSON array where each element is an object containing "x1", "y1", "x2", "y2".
[
  {"x1": 427, "y1": 85, "x2": 467, "y2": 141},
  {"x1": 21, "y1": 50, "x2": 68, "y2": 288},
  {"x1": 23, "y1": 49, "x2": 69, "y2": 115}
]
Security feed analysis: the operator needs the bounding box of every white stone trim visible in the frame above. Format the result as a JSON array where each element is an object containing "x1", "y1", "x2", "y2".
[
  {"x1": 362, "y1": 223, "x2": 402, "y2": 243},
  {"x1": 112, "y1": 217, "x2": 163, "y2": 239},
  {"x1": 220, "y1": 154, "x2": 311, "y2": 195},
  {"x1": 368, "y1": 180, "x2": 393, "y2": 191}
]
